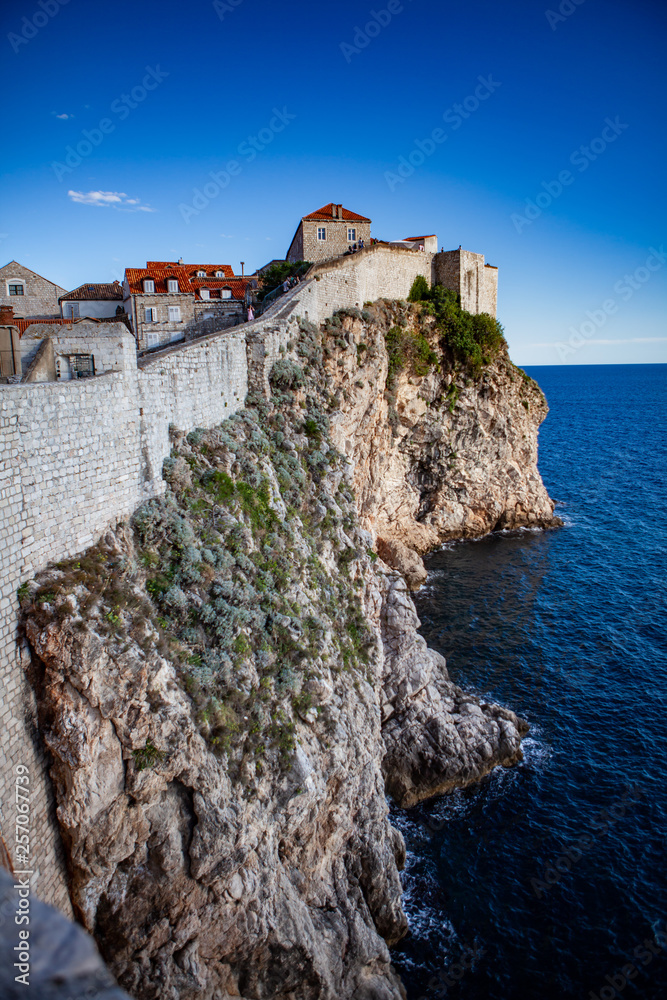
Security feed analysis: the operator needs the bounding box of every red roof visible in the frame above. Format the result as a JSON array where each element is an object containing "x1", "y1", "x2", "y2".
[
  {"x1": 14, "y1": 318, "x2": 76, "y2": 334},
  {"x1": 125, "y1": 266, "x2": 195, "y2": 295},
  {"x1": 125, "y1": 266, "x2": 250, "y2": 300},
  {"x1": 302, "y1": 203, "x2": 371, "y2": 223},
  {"x1": 60, "y1": 282, "x2": 123, "y2": 302},
  {"x1": 191, "y1": 278, "x2": 250, "y2": 301},
  {"x1": 147, "y1": 262, "x2": 236, "y2": 279}
]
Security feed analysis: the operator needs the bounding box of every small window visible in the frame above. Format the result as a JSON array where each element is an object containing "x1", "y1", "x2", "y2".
[
  {"x1": 215, "y1": 270, "x2": 225, "y2": 278},
  {"x1": 143, "y1": 279, "x2": 155, "y2": 293},
  {"x1": 144, "y1": 307, "x2": 158, "y2": 323},
  {"x1": 168, "y1": 306, "x2": 181, "y2": 322},
  {"x1": 200, "y1": 288, "x2": 210, "y2": 300},
  {"x1": 196, "y1": 270, "x2": 206, "y2": 277},
  {"x1": 9, "y1": 283, "x2": 24, "y2": 296},
  {"x1": 146, "y1": 332, "x2": 159, "y2": 349},
  {"x1": 64, "y1": 302, "x2": 79, "y2": 319},
  {"x1": 317, "y1": 227, "x2": 326, "y2": 241},
  {"x1": 347, "y1": 228, "x2": 356, "y2": 242},
  {"x1": 167, "y1": 279, "x2": 179, "y2": 293},
  {"x1": 221, "y1": 288, "x2": 232, "y2": 299}
]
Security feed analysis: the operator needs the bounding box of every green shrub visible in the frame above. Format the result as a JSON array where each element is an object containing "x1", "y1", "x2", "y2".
[
  {"x1": 385, "y1": 325, "x2": 439, "y2": 388},
  {"x1": 270, "y1": 359, "x2": 305, "y2": 392},
  {"x1": 408, "y1": 275, "x2": 431, "y2": 302},
  {"x1": 132, "y1": 738, "x2": 165, "y2": 771}
]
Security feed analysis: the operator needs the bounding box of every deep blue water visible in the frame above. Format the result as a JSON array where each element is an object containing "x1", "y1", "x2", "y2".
[{"x1": 391, "y1": 365, "x2": 667, "y2": 1000}]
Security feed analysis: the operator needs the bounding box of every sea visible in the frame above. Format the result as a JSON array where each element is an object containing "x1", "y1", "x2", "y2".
[{"x1": 390, "y1": 364, "x2": 667, "y2": 1000}]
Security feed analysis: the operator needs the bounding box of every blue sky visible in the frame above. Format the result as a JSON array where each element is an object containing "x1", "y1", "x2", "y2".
[{"x1": 1, "y1": 0, "x2": 665, "y2": 365}]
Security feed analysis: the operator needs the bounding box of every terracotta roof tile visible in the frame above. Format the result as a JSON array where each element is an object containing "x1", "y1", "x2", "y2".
[
  {"x1": 60, "y1": 282, "x2": 124, "y2": 302},
  {"x1": 125, "y1": 267, "x2": 194, "y2": 295},
  {"x1": 192, "y1": 278, "x2": 250, "y2": 301},
  {"x1": 15, "y1": 318, "x2": 75, "y2": 334},
  {"x1": 302, "y1": 204, "x2": 371, "y2": 223},
  {"x1": 147, "y1": 262, "x2": 236, "y2": 278}
]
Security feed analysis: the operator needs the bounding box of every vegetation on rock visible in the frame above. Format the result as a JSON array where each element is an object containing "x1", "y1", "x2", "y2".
[{"x1": 408, "y1": 276, "x2": 507, "y2": 374}]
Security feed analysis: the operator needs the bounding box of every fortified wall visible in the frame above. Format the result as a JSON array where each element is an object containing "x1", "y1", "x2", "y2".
[{"x1": 0, "y1": 243, "x2": 486, "y2": 912}]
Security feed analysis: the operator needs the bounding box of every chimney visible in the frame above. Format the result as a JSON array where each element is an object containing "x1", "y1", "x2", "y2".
[
  {"x1": 240, "y1": 262, "x2": 245, "y2": 276},
  {"x1": 0, "y1": 305, "x2": 14, "y2": 325},
  {"x1": 178, "y1": 257, "x2": 184, "y2": 265},
  {"x1": 338, "y1": 204, "x2": 343, "y2": 219}
]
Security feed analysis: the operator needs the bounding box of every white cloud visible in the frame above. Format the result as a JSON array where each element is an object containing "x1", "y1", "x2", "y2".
[
  {"x1": 68, "y1": 190, "x2": 155, "y2": 212},
  {"x1": 219, "y1": 233, "x2": 234, "y2": 238},
  {"x1": 53, "y1": 112, "x2": 74, "y2": 120}
]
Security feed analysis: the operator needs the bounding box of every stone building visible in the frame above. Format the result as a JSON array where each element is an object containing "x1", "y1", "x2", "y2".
[
  {"x1": 286, "y1": 204, "x2": 372, "y2": 263},
  {"x1": 434, "y1": 248, "x2": 498, "y2": 317},
  {"x1": 124, "y1": 262, "x2": 252, "y2": 350},
  {"x1": 0, "y1": 260, "x2": 66, "y2": 318},
  {"x1": 59, "y1": 282, "x2": 125, "y2": 320},
  {"x1": 19, "y1": 321, "x2": 136, "y2": 382},
  {"x1": 402, "y1": 235, "x2": 439, "y2": 253}
]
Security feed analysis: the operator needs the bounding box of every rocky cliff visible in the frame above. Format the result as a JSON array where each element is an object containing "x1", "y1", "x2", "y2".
[{"x1": 21, "y1": 295, "x2": 555, "y2": 999}]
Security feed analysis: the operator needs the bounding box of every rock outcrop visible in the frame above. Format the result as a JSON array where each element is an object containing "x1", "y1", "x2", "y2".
[
  {"x1": 323, "y1": 300, "x2": 560, "y2": 552},
  {"x1": 20, "y1": 296, "x2": 555, "y2": 999}
]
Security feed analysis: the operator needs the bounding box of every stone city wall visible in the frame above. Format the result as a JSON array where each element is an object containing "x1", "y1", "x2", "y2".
[{"x1": 0, "y1": 330, "x2": 247, "y2": 911}]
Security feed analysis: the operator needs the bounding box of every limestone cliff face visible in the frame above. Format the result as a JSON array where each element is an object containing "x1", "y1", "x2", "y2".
[
  {"x1": 21, "y1": 298, "x2": 552, "y2": 1000},
  {"x1": 322, "y1": 300, "x2": 559, "y2": 553}
]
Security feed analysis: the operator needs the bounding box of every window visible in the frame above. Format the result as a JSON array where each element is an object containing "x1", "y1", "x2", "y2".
[
  {"x1": 146, "y1": 332, "x2": 159, "y2": 349},
  {"x1": 215, "y1": 270, "x2": 225, "y2": 277},
  {"x1": 221, "y1": 288, "x2": 232, "y2": 299},
  {"x1": 167, "y1": 279, "x2": 179, "y2": 293},
  {"x1": 196, "y1": 270, "x2": 206, "y2": 277},
  {"x1": 144, "y1": 307, "x2": 158, "y2": 323},
  {"x1": 317, "y1": 227, "x2": 326, "y2": 241},
  {"x1": 143, "y1": 279, "x2": 155, "y2": 293},
  {"x1": 347, "y1": 228, "x2": 356, "y2": 242},
  {"x1": 168, "y1": 306, "x2": 181, "y2": 322},
  {"x1": 200, "y1": 288, "x2": 210, "y2": 300},
  {"x1": 64, "y1": 302, "x2": 79, "y2": 319},
  {"x1": 8, "y1": 283, "x2": 24, "y2": 296}
]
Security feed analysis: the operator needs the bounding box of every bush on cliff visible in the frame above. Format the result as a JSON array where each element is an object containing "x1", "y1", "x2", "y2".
[
  {"x1": 407, "y1": 277, "x2": 507, "y2": 374},
  {"x1": 385, "y1": 325, "x2": 439, "y2": 388}
]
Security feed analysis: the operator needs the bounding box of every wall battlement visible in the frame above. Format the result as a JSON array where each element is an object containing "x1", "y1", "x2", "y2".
[{"x1": 0, "y1": 242, "x2": 494, "y2": 912}]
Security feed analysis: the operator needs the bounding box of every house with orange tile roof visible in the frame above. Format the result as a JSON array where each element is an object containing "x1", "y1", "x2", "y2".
[
  {"x1": 286, "y1": 203, "x2": 372, "y2": 263},
  {"x1": 123, "y1": 262, "x2": 252, "y2": 350},
  {"x1": 59, "y1": 282, "x2": 125, "y2": 320}
]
